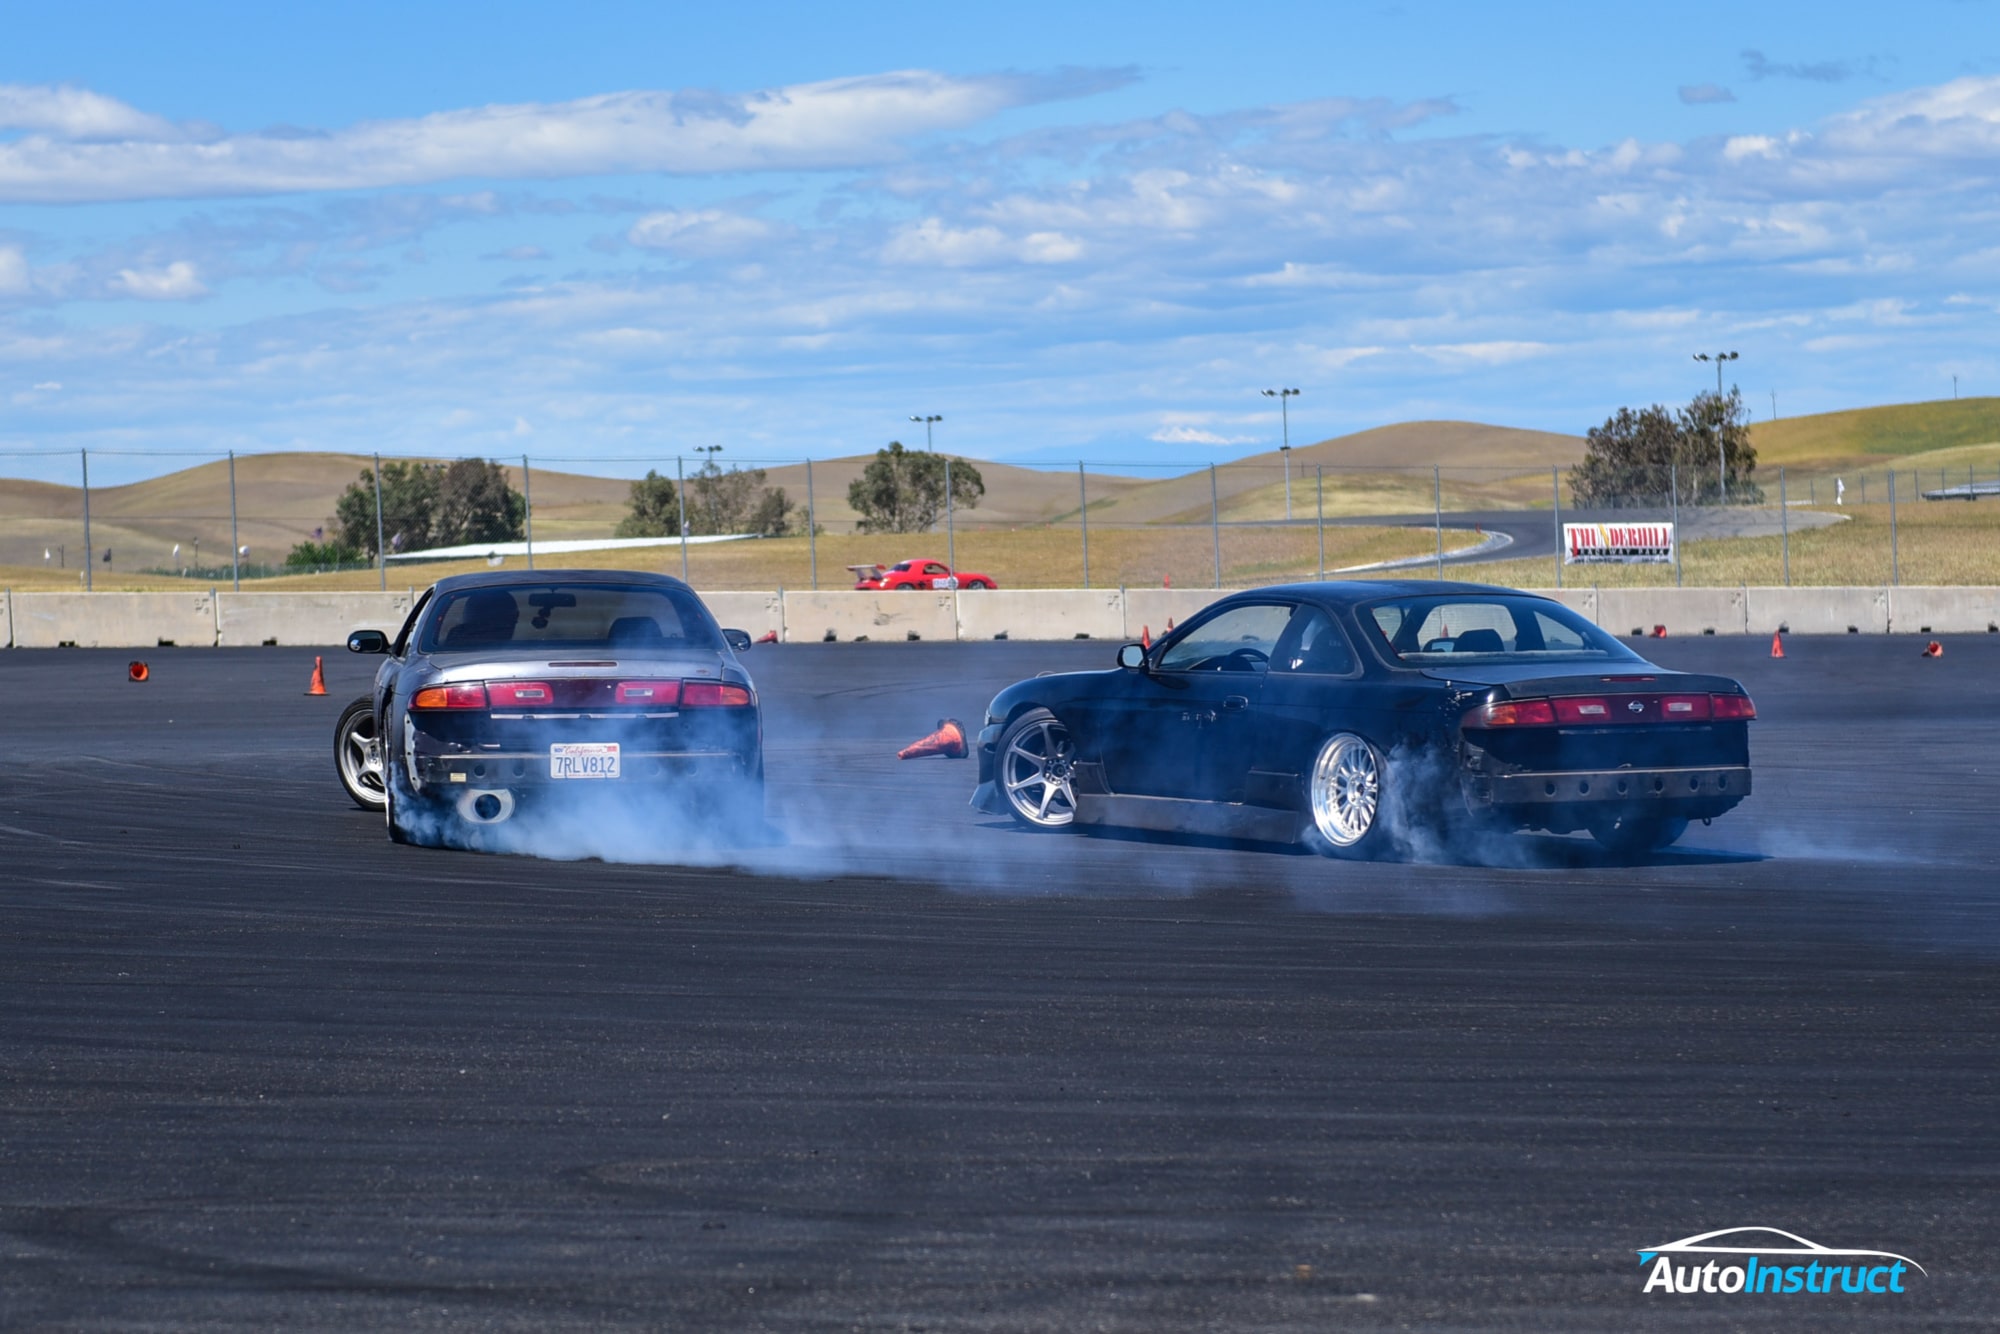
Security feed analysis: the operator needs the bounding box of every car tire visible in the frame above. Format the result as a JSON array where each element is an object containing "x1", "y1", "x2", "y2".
[
  {"x1": 1301, "y1": 731, "x2": 1395, "y2": 860},
  {"x1": 1588, "y1": 814, "x2": 1688, "y2": 856},
  {"x1": 335, "y1": 697, "x2": 387, "y2": 812},
  {"x1": 995, "y1": 707, "x2": 1078, "y2": 830}
]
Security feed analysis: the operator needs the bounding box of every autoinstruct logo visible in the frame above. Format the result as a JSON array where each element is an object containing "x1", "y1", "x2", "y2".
[{"x1": 1638, "y1": 1228, "x2": 1924, "y2": 1296}]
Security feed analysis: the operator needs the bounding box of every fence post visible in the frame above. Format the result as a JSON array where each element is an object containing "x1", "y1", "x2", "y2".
[
  {"x1": 228, "y1": 450, "x2": 240, "y2": 591},
  {"x1": 806, "y1": 458, "x2": 817, "y2": 590},
  {"x1": 945, "y1": 457, "x2": 956, "y2": 579},
  {"x1": 1077, "y1": 462, "x2": 1089, "y2": 589},
  {"x1": 372, "y1": 454, "x2": 387, "y2": 590},
  {"x1": 677, "y1": 455, "x2": 689, "y2": 583},
  {"x1": 1780, "y1": 466, "x2": 1789, "y2": 586},
  {"x1": 1210, "y1": 464, "x2": 1221, "y2": 588},
  {"x1": 1671, "y1": 462, "x2": 1682, "y2": 588},
  {"x1": 1889, "y1": 469, "x2": 1899, "y2": 586},
  {"x1": 1433, "y1": 465, "x2": 1443, "y2": 580},
  {"x1": 521, "y1": 454, "x2": 534, "y2": 570},
  {"x1": 1552, "y1": 465, "x2": 1562, "y2": 589},
  {"x1": 1315, "y1": 465, "x2": 1325, "y2": 580},
  {"x1": 81, "y1": 449, "x2": 92, "y2": 592}
]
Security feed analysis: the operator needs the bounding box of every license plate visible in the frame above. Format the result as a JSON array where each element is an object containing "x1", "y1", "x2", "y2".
[{"x1": 550, "y1": 742, "x2": 621, "y2": 779}]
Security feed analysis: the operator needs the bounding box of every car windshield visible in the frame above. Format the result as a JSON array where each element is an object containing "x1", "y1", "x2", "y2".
[
  {"x1": 419, "y1": 583, "x2": 718, "y2": 653},
  {"x1": 1365, "y1": 595, "x2": 1639, "y2": 664}
]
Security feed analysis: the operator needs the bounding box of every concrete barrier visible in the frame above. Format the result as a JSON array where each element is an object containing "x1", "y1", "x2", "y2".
[
  {"x1": 702, "y1": 592, "x2": 785, "y2": 641},
  {"x1": 1526, "y1": 588, "x2": 1598, "y2": 623},
  {"x1": 12, "y1": 591, "x2": 218, "y2": 648},
  {"x1": 955, "y1": 589, "x2": 1125, "y2": 641},
  {"x1": 1, "y1": 589, "x2": 10, "y2": 648},
  {"x1": 1122, "y1": 589, "x2": 1238, "y2": 641},
  {"x1": 216, "y1": 591, "x2": 415, "y2": 647},
  {"x1": 780, "y1": 591, "x2": 957, "y2": 643},
  {"x1": 1745, "y1": 587, "x2": 1889, "y2": 636},
  {"x1": 1598, "y1": 587, "x2": 1747, "y2": 637},
  {"x1": 1886, "y1": 587, "x2": 2000, "y2": 635}
]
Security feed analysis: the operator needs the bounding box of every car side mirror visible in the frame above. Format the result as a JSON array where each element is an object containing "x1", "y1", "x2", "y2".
[
  {"x1": 348, "y1": 629, "x2": 389, "y2": 654},
  {"x1": 1116, "y1": 643, "x2": 1148, "y2": 670},
  {"x1": 721, "y1": 628, "x2": 753, "y2": 652}
]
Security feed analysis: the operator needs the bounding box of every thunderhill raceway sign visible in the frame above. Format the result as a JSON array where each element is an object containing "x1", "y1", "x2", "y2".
[{"x1": 1565, "y1": 522, "x2": 1675, "y2": 564}]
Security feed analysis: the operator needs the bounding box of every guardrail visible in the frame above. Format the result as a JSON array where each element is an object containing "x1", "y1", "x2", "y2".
[{"x1": 5, "y1": 586, "x2": 1999, "y2": 649}]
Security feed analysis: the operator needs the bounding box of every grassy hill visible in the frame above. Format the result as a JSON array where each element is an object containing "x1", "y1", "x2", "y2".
[{"x1": 1748, "y1": 397, "x2": 2000, "y2": 467}]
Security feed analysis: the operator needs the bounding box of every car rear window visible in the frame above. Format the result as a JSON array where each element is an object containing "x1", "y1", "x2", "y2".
[
  {"x1": 1366, "y1": 596, "x2": 1638, "y2": 664},
  {"x1": 420, "y1": 584, "x2": 718, "y2": 653}
]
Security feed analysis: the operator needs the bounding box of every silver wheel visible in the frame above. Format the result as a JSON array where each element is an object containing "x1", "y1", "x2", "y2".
[
  {"x1": 1309, "y1": 732, "x2": 1381, "y2": 850},
  {"x1": 997, "y1": 709, "x2": 1077, "y2": 829},
  {"x1": 335, "y1": 698, "x2": 387, "y2": 811}
]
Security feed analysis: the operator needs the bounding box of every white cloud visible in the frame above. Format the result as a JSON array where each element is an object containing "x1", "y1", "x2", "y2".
[
  {"x1": 482, "y1": 244, "x2": 549, "y2": 262},
  {"x1": 881, "y1": 218, "x2": 1084, "y2": 266},
  {"x1": 1150, "y1": 424, "x2": 1256, "y2": 445},
  {"x1": 0, "y1": 244, "x2": 28, "y2": 295},
  {"x1": 1416, "y1": 341, "x2": 1550, "y2": 366},
  {"x1": 109, "y1": 261, "x2": 207, "y2": 300},
  {"x1": 0, "y1": 69, "x2": 1133, "y2": 203},
  {"x1": 0, "y1": 83, "x2": 179, "y2": 140},
  {"x1": 628, "y1": 208, "x2": 777, "y2": 257}
]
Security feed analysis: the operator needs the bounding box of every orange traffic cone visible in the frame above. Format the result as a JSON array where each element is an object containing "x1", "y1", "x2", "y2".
[
  {"x1": 1166, "y1": 617, "x2": 1174, "y2": 632},
  {"x1": 756, "y1": 630, "x2": 778, "y2": 644},
  {"x1": 1651, "y1": 624, "x2": 1667, "y2": 639},
  {"x1": 306, "y1": 655, "x2": 327, "y2": 695},
  {"x1": 1770, "y1": 631, "x2": 1784, "y2": 659},
  {"x1": 1141, "y1": 625, "x2": 1151, "y2": 649},
  {"x1": 898, "y1": 718, "x2": 968, "y2": 760},
  {"x1": 1164, "y1": 574, "x2": 1172, "y2": 588},
  {"x1": 128, "y1": 661, "x2": 149, "y2": 683},
  {"x1": 1922, "y1": 640, "x2": 1943, "y2": 659}
]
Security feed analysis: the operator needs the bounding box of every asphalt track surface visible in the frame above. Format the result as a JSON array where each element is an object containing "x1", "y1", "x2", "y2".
[{"x1": 4, "y1": 637, "x2": 1998, "y2": 1330}]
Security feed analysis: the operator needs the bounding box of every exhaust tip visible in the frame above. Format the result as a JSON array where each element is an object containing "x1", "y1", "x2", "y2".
[{"x1": 457, "y1": 788, "x2": 517, "y2": 824}]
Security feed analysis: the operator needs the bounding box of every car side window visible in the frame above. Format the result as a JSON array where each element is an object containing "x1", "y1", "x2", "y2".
[
  {"x1": 390, "y1": 587, "x2": 433, "y2": 657},
  {"x1": 1156, "y1": 603, "x2": 1296, "y2": 673},
  {"x1": 1532, "y1": 611, "x2": 1588, "y2": 652},
  {"x1": 1272, "y1": 608, "x2": 1357, "y2": 675},
  {"x1": 924, "y1": 563, "x2": 949, "y2": 576}
]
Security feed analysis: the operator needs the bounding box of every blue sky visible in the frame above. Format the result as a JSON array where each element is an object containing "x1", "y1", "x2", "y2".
[{"x1": 3, "y1": 1, "x2": 1998, "y2": 483}]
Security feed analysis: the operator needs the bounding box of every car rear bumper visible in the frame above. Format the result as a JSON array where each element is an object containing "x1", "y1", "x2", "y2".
[
  {"x1": 969, "y1": 722, "x2": 1006, "y2": 815},
  {"x1": 1464, "y1": 764, "x2": 1750, "y2": 818},
  {"x1": 412, "y1": 749, "x2": 754, "y2": 791}
]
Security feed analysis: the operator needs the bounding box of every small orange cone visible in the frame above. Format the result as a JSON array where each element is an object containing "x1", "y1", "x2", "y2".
[
  {"x1": 306, "y1": 655, "x2": 327, "y2": 695},
  {"x1": 128, "y1": 661, "x2": 149, "y2": 683},
  {"x1": 1922, "y1": 640, "x2": 1943, "y2": 659},
  {"x1": 1770, "y1": 631, "x2": 1784, "y2": 659},
  {"x1": 1651, "y1": 624, "x2": 1667, "y2": 639},
  {"x1": 1166, "y1": 617, "x2": 1174, "y2": 632},
  {"x1": 756, "y1": 630, "x2": 778, "y2": 644},
  {"x1": 1164, "y1": 574, "x2": 1172, "y2": 588},
  {"x1": 898, "y1": 718, "x2": 968, "y2": 760},
  {"x1": 1141, "y1": 625, "x2": 1151, "y2": 649}
]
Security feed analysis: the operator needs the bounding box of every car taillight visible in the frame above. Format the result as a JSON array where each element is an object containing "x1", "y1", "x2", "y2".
[
  {"x1": 1552, "y1": 696, "x2": 1613, "y2": 723},
  {"x1": 1468, "y1": 699, "x2": 1557, "y2": 727},
  {"x1": 1710, "y1": 693, "x2": 1756, "y2": 720},
  {"x1": 412, "y1": 683, "x2": 488, "y2": 710},
  {"x1": 681, "y1": 680, "x2": 754, "y2": 708},
  {"x1": 486, "y1": 680, "x2": 555, "y2": 708},
  {"x1": 615, "y1": 679, "x2": 682, "y2": 706},
  {"x1": 1660, "y1": 693, "x2": 1712, "y2": 719}
]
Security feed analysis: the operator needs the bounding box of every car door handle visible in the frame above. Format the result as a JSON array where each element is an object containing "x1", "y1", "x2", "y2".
[{"x1": 1222, "y1": 695, "x2": 1249, "y2": 711}]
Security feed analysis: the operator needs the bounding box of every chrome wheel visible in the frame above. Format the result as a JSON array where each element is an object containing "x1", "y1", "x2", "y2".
[
  {"x1": 1309, "y1": 732, "x2": 1381, "y2": 850},
  {"x1": 335, "y1": 698, "x2": 387, "y2": 811},
  {"x1": 998, "y1": 709, "x2": 1077, "y2": 829}
]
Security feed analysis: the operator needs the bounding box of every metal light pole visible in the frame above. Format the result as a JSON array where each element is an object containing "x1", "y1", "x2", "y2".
[
  {"x1": 1077, "y1": 462, "x2": 1090, "y2": 589},
  {"x1": 1552, "y1": 465, "x2": 1563, "y2": 589},
  {"x1": 1315, "y1": 465, "x2": 1325, "y2": 580},
  {"x1": 676, "y1": 455, "x2": 689, "y2": 582},
  {"x1": 80, "y1": 450, "x2": 92, "y2": 592},
  {"x1": 1433, "y1": 465, "x2": 1443, "y2": 580},
  {"x1": 228, "y1": 450, "x2": 240, "y2": 591},
  {"x1": 909, "y1": 414, "x2": 942, "y2": 450},
  {"x1": 1210, "y1": 463, "x2": 1222, "y2": 588},
  {"x1": 944, "y1": 457, "x2": 955, "y2": 578},
  {"x1": 372, "y1": 454, "x2": 387, "y2": 590},
  {"x1": 521, "y1": 455, "x2": 535, "y2": 571},
  {"x1": 1693, "y1": 351, "x2": 1739, "y2": 503},
  {"x1": 805, "y1": 458, "x2": 817, "y2": 590},
  {"x1": 1261, "y1": 388, "x2": 1299, "y2": 520}
]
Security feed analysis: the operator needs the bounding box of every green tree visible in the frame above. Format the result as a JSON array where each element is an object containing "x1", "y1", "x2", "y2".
[
  {"x1": 1568, "y1": 389, "x2": 1761, "y2": 507},
  {"x1": 748, "y1": 486, "x2": 794, "y2": 537},
  {"x1": 285, "y1": 538, "x2": 364, "y2": 568},
  {"x1": 615, "y1": 470, "x2": 680, "y2": 538},
  {"x1": 847, "y1": 441, "x2": 984, "y2": 534},
  {"x1": 434, "y1": 458, "x2": 526, "y2": 545},
  {"x1": 334, "y1": 461, "x2": 439, "y2": 557}
]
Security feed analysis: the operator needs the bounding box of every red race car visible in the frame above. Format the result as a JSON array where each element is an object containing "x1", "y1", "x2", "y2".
[{"x1": 848, "y1": 559, "x2": 997, "y2": 591}]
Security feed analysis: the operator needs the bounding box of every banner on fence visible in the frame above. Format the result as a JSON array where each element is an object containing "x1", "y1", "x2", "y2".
[{"x1": 1565, "y1": 522, "x2": 1675, "y2": 564}]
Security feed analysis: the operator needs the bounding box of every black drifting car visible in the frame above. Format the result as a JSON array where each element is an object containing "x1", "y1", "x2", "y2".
[
  {"x1": 346, "y1": 570, "x2": 761, "y2": 846},
  {"x1": 970, "y1": 581, "x2": 1755, "y2": 857}
]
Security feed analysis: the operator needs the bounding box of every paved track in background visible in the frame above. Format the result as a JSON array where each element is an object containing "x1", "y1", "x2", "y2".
[{"x1": 3, "y1": 639, "x2": 1997, "y2": 1330}]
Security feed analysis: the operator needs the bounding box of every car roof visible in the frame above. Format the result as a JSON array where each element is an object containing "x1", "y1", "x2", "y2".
[
  {"x1": 1230, "y1": 579, "x2": 1554, "y2": 606},
  {"x1": 429, "y1": 568, "x2": 698, "y2": 595}
]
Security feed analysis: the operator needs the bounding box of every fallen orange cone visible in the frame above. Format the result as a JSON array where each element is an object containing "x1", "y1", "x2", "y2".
[
  {"x1": 1922, "y1": 640, "x2": 1943, "y2": 658},
  {"x1": 306, "y1": 655, "x2": 327, "y2": 695},
  {"x1": 128, "y1": 661, "x2": 149, "y2": 683},
  {"x1": 1651, "y1": 624, "x2": 1667, "y2": 638},
  {"x1": 756, "y1": 630, "x2": 778, "y2": 644},
  {"x1": 1770, "y1": 631, "x2": 1784, "y2": 659},
  {"x1": 898, "y1": 718, "x2": 968, "y2": 760}
]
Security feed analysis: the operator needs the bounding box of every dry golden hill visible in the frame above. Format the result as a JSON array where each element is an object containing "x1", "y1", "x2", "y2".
[{"x1": 1747, "y1": 397, "x2": 2000, "y2": 468}]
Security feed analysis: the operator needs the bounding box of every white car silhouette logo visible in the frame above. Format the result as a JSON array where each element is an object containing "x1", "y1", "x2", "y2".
[{"x1": 1640, "y1": 1226, "x2": 1924, "y2": 1274}]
